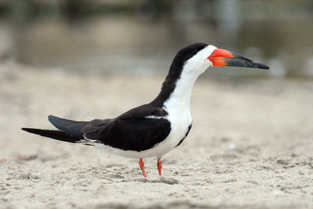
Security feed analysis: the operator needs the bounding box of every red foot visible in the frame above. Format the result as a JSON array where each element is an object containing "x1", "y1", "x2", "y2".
[
  {"x1": 157, "y1": 158, "x2": 162, "y2": 176},
  {"x1": 139, "y1": 158, "x2": 147, "y2": 177}
]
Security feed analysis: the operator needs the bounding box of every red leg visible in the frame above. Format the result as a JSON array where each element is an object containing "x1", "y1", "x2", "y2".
[
  {"x1": 157, "y1": 158, "x2": 162, "y2": 176},
  {"x1": 139, "y1": 158, "x2": 147, "y2": 177}
]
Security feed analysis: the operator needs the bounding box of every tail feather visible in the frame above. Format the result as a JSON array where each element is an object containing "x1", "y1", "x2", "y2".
[
  {"x1": 48, "y1": 115, "x2": 87, "y2": 138},
  {"x1": 21, "y1": 128, "x2": 80, "y2": 143}
]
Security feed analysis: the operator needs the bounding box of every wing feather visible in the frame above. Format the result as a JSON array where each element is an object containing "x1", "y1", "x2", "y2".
[{"x1": 82, "y1": 105, "x2": 170, "y2": 151}]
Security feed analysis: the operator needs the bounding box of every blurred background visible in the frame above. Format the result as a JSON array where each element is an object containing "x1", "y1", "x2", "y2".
[
  {"x1": 1, "y1": 2, "x2": 313, "y2": 208},
  {"x1": 0, "y1": 0, "x2": 312, "y2": 78}
]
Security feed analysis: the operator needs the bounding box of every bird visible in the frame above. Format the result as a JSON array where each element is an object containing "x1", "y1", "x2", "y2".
[{"x1": 22, "y1": 43, "x2": 269, "y2": 177}]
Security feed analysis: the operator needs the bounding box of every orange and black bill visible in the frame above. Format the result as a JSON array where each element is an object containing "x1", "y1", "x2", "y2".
[{"x1": 208, "y1": 48, "x2": 269, "y2": 70}]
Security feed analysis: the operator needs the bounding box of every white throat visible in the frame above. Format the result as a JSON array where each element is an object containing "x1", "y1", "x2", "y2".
[{"x1": 163, "y1": 45, "x2": 216, "y2": 114}]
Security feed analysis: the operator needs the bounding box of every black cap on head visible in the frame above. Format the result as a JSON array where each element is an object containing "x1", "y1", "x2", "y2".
[{"x1": 173, "y1": 43, "x2": 208, "y2": 67}]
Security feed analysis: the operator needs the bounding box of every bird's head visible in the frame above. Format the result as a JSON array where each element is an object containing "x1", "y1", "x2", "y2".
[{"x1": 173, "y1": 43, "x2": 269, "y2": 75}]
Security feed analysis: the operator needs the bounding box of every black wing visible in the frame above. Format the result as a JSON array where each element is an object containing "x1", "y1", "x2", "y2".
[
  {"x1": 23, "y1": 106, "x2": 170, "y2": 151},
  {"x1": 48, "y1": 115, "x2": 87, "y2": 138},
  {"x1": 82, "y1": 106, "x2": 171, "y2": 152},
  {"x1": 22, "y1": 128, "x2": 82, "y2": 143},
  {"x1": 22, "y1": 115, "x2": 113, "y2": 144}
]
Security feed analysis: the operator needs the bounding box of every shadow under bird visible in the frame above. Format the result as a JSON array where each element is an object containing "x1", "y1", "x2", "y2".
[{"x1": 22, "y1": 43, "x2": 269, "y2": 177}]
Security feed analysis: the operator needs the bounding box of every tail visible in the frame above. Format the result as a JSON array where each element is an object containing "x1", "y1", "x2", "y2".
[
  {"x1": 21, "y1": 128, "x2": 81, "y2": 143},
  {"x1": 22, "y1": 115, "x2": 88, "y2": 143}
]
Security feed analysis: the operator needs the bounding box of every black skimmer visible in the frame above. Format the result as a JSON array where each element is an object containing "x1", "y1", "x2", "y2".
[{"x1": 22, "y1": 43, "x2": 269, "y2": 177}]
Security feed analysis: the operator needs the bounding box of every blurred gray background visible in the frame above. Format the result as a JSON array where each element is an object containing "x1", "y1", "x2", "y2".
[
  {"x1": 1, "y1": 2, "x2": 313, "y2": 208},
  {"x1": 0, "y1": 0, "x2": 312, "y2": 78}
]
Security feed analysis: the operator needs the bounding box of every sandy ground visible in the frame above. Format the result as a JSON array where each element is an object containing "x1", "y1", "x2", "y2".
[{"x1": 0, "y1": 63, "x2": 312, "y2": 209}]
